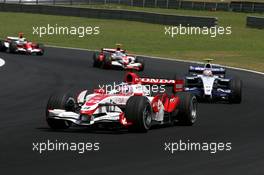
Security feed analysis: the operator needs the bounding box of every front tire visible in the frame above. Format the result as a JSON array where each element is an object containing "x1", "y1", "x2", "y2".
[
  {"x1": 176, "y1": 92, "x2": 198, "y2": 126},
  {"x1": 229, "y1": 78, "x2": 242, "y2": 104},
  {"x1": 9, "y1": 42, "x2": 17, "y2": 53},
  {"x1": 46, "y1": 93, "x2": 76, "y2": 129},
  {"x1": 125, "y1": 96, "x2": 152, "y2": 132},
  {"x1": 136, "y1": 57, "x2": 145, "y2": 71},
  {"x1": 36, "y1": 43, "x2": 44, "y2": 56}
]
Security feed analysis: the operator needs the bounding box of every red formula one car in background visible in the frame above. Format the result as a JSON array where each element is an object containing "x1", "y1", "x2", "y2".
[
  {"x1": 46, "y1": 72, "x2": 198, "y2": 132},
  {"x1": 0, "y1": 33, "x2": 44, "y2": 55},
  {"x1": 93, "y1": 44, "x2": 145, "y2": 71}
]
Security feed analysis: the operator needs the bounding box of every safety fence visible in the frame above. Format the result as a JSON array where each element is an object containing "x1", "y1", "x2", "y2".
[{"x1": 1, "y1": 0, "x2": 264, "y2": 13}]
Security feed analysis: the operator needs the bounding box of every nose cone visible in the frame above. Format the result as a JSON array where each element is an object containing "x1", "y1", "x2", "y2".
[
  {"x1": 201, "y1": 77, "x2": 215, "y2": 96},
  {"x1": 24, "y1": 43, "x2": 31, "y2": 49},
  {"x1": 122, "y1": 57, "x2": 129, "y2": 64},
  {"x1": 204, "y1": 86, "x2": 213, "y2": 95},
  {"x1": 80, "y1": 104, "x2": 97, "y2": 116}
]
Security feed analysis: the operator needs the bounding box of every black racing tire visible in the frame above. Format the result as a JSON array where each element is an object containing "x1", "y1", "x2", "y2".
[
  {"x1": 93, "y1": 51, "x2": 101, "y2": 67},
  {"x1": 9, "y1": 42, "x2": 17, "y2": 53},
  {"x1": 135, "y1": 57, "x2": 145, "y2": 71},
  {"x1": 36, "y1": 43, "x2": 44, "y2": 56},
  {"x1": 125, "y1": 96, "x2": 152, "y2": 132},
  {"x1": 229, "y1": 78, "x2": 242, "y2": 104},
  {"x1": 176, "y1": 92, "x2": 198, "y2": 126},
  {"x1": 46, "y1": 92, "x2": 76, "y2": 129},
  {"x1": 0, "y1": 40, "x2": 7, "y2": 52},
  {"x1": 101, "y1": 54, "x2": 112, "y2": 69}
]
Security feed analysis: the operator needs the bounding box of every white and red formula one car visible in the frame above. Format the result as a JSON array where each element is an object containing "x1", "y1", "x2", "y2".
[
  {"x1": 93, "y1": 44, "x2": 144, "y2": 71},
  {"x1": 46, "y1": 72, "x2": 198, "y2": 132},
  {"x1": 0, "y1": 33, "x2": 44, "y2": 55}
]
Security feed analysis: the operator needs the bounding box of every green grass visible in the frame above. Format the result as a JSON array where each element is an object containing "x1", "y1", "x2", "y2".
[{"x1": 0, "y1": 10, "x2": 263, "y2": 72}]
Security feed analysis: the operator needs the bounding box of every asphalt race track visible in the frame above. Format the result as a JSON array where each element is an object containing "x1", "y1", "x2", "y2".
[{"x1": 0, "y1": 47, "x2": 263, "y2": 175}]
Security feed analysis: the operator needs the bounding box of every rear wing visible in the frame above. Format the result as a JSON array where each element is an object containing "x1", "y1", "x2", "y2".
[
  {"x1": 102, "y1": 48, "x2": 126, "y2": 53},
  {"x1": 124, "y1": 72, "x2": 184, "y2": 93},
  {"x1": 189, "y1": 66, "x2": 226, "y2": 75}
]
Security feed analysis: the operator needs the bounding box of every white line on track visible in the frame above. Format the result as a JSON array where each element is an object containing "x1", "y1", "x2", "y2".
[
  {"x1": 47, "y1": 45, "x2": 264, "y2": 76},
  {"x1": 0, "y1": 58, "x2": 5, "y2": 67}
]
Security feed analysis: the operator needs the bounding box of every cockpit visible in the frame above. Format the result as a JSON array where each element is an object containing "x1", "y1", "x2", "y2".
[
  {"x1": 112, "y1": 51, "x2": 126, "y2": 59},
  {"x1": 7, "y1": 37, "x2": 27, "y2": 44},
  {"x1": 203, "y1": 69, "x2": 213, "y2": 76}
]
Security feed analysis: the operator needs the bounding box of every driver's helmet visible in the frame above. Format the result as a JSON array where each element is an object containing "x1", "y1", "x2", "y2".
[
  {"x1": 115, "y1": 51, "x2": 124, "y2": 57},
  {"x1": 18, "y1": 33, "x2": 26, "y2": 42},
  {"x1": 116, "y1": 43, "x2": 122, "y2": 51},
  {"x1": 19, "y1": 32, "x2": 24, "y2": 39},
  {"x1": 203, "y1": 69, "x2": 213, "y2": 76},
  {"x1": 116, "y1": 83, "x2": 132, "y2": 94},
  {"x1": 108, "y1": 83, "x2": 131, "y2": 94}
]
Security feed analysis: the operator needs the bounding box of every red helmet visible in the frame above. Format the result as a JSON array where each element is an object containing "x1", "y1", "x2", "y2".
[{"x1": 18, "y1": 32, "x2": 24, "y2": 39}]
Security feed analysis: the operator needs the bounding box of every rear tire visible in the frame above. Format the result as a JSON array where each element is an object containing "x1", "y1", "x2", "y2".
[
  {"x1": 93, "y1": 52, "x2": 100, "y2": 67},
  {"x1": 229, "y1": 78, "x2": 242, "y2": 104},
  {"x1": 125, "y1": 96, "x2": 152, "y2": 132},
  {"x1": 46, "y1": 93, "x2": 76, "y2": 129},
  {"x1": 101, "y1": 54, "x2": 112, "y2": 69},
  {"x1": 176, "y1": 92, "x2": 197, "y2": 126}
]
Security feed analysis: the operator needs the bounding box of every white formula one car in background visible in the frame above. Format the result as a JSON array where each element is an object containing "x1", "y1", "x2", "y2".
[
  {"x1": 0, "y1": 33, "x2": 44, "y2": 55},
  {"x1": 184, "y1": 59, "x2": 242, "y2": 103},
  {"x1": 46, "y1": 72, "x2": 198, "y2": 132},
  {"x1": 93, "y1": 44, "x2": 144, "y2": 71}
]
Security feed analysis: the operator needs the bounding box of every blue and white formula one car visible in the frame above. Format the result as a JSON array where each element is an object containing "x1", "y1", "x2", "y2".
[{"x1": 184, "y1": 59, "x2": 242, "y2": 103}]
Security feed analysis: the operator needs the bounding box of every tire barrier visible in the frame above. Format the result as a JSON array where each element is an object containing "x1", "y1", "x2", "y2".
[{"x1": 247, "y1": 16, "x2": 264, "y2": 29}]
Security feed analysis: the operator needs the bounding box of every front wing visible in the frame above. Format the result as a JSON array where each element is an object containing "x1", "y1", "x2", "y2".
[
  {"x1": 185, "y1": 87, "x2": 231, "y2": 100},
  {"x1": 111, "y1": 61, "x2": 142, "y2": 70},
  {"x1": 48, "y1": 109, "x2": 121, "y2": 126}
]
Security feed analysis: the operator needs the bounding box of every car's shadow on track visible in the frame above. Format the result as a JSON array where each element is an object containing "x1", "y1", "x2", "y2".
[
  {"x1": 37, "y1": 127, "x2": 129, "y2": 135},
  {"x1": 196, "y1": 100, "x2": 235, "y2": 105},
  {"x1": 92, "y1": 66, "x2": 144, "y2": 73},
  {"x1": 36, "y1": 123, "x2": 182, "y2": 135}
]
